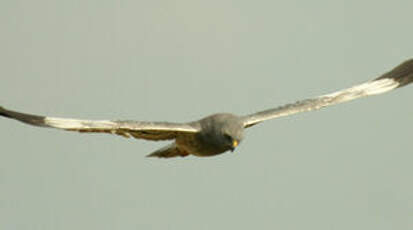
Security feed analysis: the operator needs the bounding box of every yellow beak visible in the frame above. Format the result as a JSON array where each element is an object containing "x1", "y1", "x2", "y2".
[{"x1": 232, "y1": 140, "x2": 238, "y2": 148}]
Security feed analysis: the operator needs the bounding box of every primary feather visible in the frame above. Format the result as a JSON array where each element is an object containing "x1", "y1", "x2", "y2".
[{"x1": 242, "y1": 59, "x2": 413, "y2": 128}]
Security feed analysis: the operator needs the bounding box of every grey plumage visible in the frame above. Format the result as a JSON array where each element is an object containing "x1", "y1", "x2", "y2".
[
  {"x1": 242, "y1": 59, "x2": 413, "y2": 127},
  {"x1": 1, "y1": 59, "x2": 413, "y2": 158},
  {"x1": 0, "y1": 107, "x2": 199, "y2": 140}
]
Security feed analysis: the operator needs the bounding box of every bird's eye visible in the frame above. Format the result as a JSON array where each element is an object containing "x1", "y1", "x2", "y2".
[{"x1": 223, "y1": 133, "x2": 232, "y2": 141}]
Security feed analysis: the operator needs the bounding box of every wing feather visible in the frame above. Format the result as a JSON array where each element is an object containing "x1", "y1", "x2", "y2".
[
  {"x1": 243, "y1": 59, "x2": 413, "y2": 128},
  {"x1": 0, "y1": 108, "x2": 199, "y2": 141}
]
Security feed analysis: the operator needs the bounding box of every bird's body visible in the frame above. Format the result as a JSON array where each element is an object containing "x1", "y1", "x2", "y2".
[{"x1": 1, "y1": 59, "x2": 413, "y2": 158}]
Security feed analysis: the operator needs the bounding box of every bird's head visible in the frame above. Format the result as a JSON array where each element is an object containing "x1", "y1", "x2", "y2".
[
  {"x1": 197, "y1": 113, "x2": 245, "y2": 154},
  {"x1": 222, "y1": 131, "x2": 241, "y2": 152},
  {"x1": 217, "y1": 114, "x2": 244, "y2": 152}
]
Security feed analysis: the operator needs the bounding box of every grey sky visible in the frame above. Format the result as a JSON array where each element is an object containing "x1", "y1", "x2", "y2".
[{"x1": 0, "y1": 0, "x2": 412, "y2": 229}]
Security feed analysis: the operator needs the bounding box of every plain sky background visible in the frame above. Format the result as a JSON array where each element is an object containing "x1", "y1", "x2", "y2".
[{"x1": 0, "y1": 0, "x2": 412, "y2": 229}]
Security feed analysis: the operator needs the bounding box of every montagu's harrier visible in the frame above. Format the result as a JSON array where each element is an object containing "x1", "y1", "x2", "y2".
[{"x1": 1, "y1": 59, "x2": 412, "y2": 158}]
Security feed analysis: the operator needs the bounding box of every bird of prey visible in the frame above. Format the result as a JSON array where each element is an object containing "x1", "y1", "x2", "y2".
[{"x1": 1, "y1": 59, "x2": 412, "y2": 158}]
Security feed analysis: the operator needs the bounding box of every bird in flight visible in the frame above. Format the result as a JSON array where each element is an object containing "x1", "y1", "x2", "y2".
[{"x1": 1, "y1": 59, "x2": 412, "y2": 158}]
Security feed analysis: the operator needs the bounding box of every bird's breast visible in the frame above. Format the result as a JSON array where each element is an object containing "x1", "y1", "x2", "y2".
[{"x1": 175, "y1": 134, "x2": 228, "y2": 157}]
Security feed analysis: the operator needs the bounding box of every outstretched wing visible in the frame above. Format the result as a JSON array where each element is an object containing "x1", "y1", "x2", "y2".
[
  {"x1": 0, "y1": 107, "x2": 200, "y2": 140},
  {"x1": 243, "y1": 59, "x2": 413, "y2": 128}
]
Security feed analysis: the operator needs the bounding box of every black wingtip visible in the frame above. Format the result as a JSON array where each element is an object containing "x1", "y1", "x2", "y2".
[
  {"x1": 0, "y1": 106, "x2": 48, "y2": 127},
  {"x1": 377, "y1": 59, "x2": 413, "y2": 88},
  {"x1": 0, "y1": 106, "x2": 12, "y2": 118}
]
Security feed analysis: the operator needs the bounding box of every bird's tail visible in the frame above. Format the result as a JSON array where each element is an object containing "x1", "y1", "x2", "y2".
[{"x1": 146, "y1": 143, "x2": 189, "y2": 158}]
